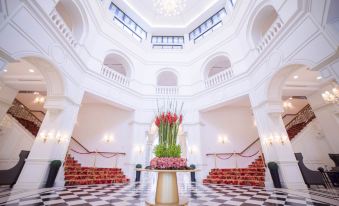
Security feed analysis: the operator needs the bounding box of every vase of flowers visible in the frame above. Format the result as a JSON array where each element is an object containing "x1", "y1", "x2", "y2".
[{"x1": 151, "y1": 101, "x2": 188, "y2": 170}]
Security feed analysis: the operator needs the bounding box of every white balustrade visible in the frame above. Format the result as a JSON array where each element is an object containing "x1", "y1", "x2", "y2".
[
  {"x1": 205, "y1": 69, "x2": 234, "y2": 88},
  {"x1": 156, "y1": 86, "x2": 179, "y2": 95},
  {"x1": 257, "y1": 17, "x2": 283, "y2": 53},
  {"x1": 49, "y1": 9, "x2": 77, "y2": 48},
  {"x1": 100, "y1": 65, "x2": 130, "y2": 87}
]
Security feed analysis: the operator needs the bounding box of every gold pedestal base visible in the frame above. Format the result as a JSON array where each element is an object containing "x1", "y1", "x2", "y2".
[
  {"x1": 146, "y1": 171, "x2": 188, "y2": 206},
  {"x1": 145, "y1": 196, "x2": 188, "y2": 206}
]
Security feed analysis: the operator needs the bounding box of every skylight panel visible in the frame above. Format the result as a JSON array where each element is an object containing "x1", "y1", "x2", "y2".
[
  {"x1": 151, "y1": 36, "x2": 184, "y2": 49},
  {"x1": 189, "y1": 8, "x2": 227, "y2": 43},
  {"x1": 109, "y1": 2, "x2": 147, "y2": 42}
]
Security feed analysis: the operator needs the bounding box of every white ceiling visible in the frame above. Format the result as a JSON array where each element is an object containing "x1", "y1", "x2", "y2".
[
  {"x1": 114, "y1": 0, "x2": 227, "y2": 34},
  {"x1": 282, "y1": 67, "x2": 326, "y2": 97},
  {"x1": 0, "y1": 60, "x2": 46, "y2": 91}
]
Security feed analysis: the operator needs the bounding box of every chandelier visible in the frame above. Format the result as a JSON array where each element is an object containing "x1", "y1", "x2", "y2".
[
  {"x1": 321, "y1": 85, "x2": 339, "y2": 104},
  {"x1": 153, "y1": 0, "x2": 187, "y2": 16}
]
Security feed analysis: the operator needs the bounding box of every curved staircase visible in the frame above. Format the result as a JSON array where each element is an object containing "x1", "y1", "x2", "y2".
[
  {"x1": 203, "y1": 156, "x2": 265, "y2": 187},
  {"x1": 64, "y1": 155, "x2": 129, "y2": 186}
]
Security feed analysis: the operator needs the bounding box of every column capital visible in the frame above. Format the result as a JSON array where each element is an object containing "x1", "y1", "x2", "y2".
[
  {"x1": 252, "y1": 100, "x2": 284, "y2": 114},
  {"x1": 44, "y1": 95, "x2": 80, "y2": 112}
]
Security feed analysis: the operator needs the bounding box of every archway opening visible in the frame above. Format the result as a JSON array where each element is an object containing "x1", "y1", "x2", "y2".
[
  {"x1": 157, "y1": 70, "x2": 178, "y2": 86},
  {"x1": 251, "y1": 5, "x2": 278, "y2": 46},
  {"x1": 103, "y1": 53, "x2": 131, "y2": 77},
  {"x1": 267, "y1": 64, "x2": 335, "y2": 171}
]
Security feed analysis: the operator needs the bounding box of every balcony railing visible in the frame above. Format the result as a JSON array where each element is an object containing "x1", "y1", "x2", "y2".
[
  {"x1": 100, "y1": 65, "x2": 130, "y2": 87},
  {"x1": 205, "y1": 69, "x2": 234, "y2": 88},
  {"x1": 257, "y1": 17, "x2": 283, "y2": 53},
  {"x1": 49, "y1": 9, "x2": 77, "y2": 48},
  {"x1": 156, "y1": 86, "x2": 179, "y2": 95}
]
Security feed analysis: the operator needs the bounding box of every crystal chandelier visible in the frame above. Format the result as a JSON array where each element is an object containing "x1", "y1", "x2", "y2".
[
  {"x1": 153, "y1": 0, "x2": 187, "y2": 16},
  {"x1": 321, "y1": 85, "x2": 339, "y2": 104}
]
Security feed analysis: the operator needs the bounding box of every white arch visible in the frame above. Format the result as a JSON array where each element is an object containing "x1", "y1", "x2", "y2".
[
  {"x1": 156, "y1": 69, "x2": 178, "y2": 86},
  {"x1": 103, "y1": 50, "x2": 134, "y2": 78},
  {"x1": 201, "y1": 52, "x2": 232, "y2": 79},
  {"x1": 11, "y1": 52, "x2": 66, "y2": 98},
  {"x1": 246, "y1": 1, "x2": 279, "y2": 49}
]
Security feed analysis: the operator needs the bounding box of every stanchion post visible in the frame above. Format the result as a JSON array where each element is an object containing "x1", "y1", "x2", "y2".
[
  {"x1": 214, "y1": 154, "x2": 217, "y2": 168},
  {"x1": 93, "y1": 150, "x2": 98, "y2": 168}
]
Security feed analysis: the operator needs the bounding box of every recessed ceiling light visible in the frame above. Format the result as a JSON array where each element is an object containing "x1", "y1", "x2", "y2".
[
  {"x1": 289, "y1": 97, "x2": 293, "y2": 100},
  {"x1": 3, "y1": 69, "x2": 8, "y2": 72},
  {"x1": 293, "y1": 75, "x2": 299, "y2": 79},
  {"x1": 316, "y1": 76, "x2": 322, "y2": 80},
  {"x1": 28, "y1": 69, "x2": 35, "y2": 73}
]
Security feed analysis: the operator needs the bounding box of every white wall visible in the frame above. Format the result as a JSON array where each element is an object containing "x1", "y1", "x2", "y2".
[
  {"x1": 70, "y1": 103, "x2": 133, "y2": 177},
  {"x1": 291, "y1": 119, "x2": 335, "y2": 170},
  {"x1": 0, "y1": 115, "x2": 34, "y2": 169},
  {"x1": 200, "y1": 106, "x2": 261, "y2": 177}
]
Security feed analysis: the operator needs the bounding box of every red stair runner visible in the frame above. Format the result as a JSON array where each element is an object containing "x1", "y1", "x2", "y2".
[
  {"x1": 203, "y1": 156, "x2": 265, "y2": 187},
  {"x1": 64, "y1": 155, "x2": 129, "y2": 186}
]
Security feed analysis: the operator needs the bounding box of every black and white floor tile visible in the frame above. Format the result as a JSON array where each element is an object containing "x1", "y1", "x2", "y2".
[{"x1": 0, "y1": 183, "x2": 338, "y2": 206}]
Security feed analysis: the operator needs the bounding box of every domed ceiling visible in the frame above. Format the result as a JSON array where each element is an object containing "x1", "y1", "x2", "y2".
[{"x1": 113, "y1": 0, "x2": 227, "y2": 34}]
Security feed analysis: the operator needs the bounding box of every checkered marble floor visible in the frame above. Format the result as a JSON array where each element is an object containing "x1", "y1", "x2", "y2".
[{"x1": 0, "y1": 183, "x2": 338, "y2": 206}]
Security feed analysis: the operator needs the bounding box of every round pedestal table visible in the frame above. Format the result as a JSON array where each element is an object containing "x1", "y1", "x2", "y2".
[{"x1": 139, "y1": 169, "x2": 198, "y2": 206}]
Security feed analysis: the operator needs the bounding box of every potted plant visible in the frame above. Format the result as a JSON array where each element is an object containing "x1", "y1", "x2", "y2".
[
  {"x1": 45, "y1": 160, "x2": 62, "y2": 188},
  {"x1": 135, "y1": 164, "x2": 142, "y2": 182},
  {"x1": 268, "y1": 161, "x2": 282, "y2": 188}
]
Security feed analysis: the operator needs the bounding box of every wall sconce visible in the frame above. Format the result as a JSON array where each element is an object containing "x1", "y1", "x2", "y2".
[
  {"x1": 264, "y1": 134, "x2": 289, "y2": 146},
  {"x1": 218, "y1": 135, "x2": 228, "y2": 144},
  {"x1": 103, "y1": 134, "x2": 114, "y2": 143},
  {"x1": 188, "y1": 145, "x2": 197, "y2": 154},
  {"x1": 322, "y1": 86, "x2": 339, "y2": 104},
  {"x1": 33, "y1": 96, "x2": 45, "y2": 104},
  {"x1": 276, "y1": 134, "x2": 288, "y2": 145},
  {"x1": 263, "y1": 135, "x2": 274, "y2": 146},
  {"x1": 56, "y1": 133, "x2": 69, "y2": 144},
  {"x1": 39, "y1": 132, "x2": 50, "y2": 143},
  {"x1": 39, "y1": 131, "x2": 68, "y2": 144},
  {"x1": 283, "y1": 101, "x2": 293, "y2": 109},
  {"x1": 135, "y1": 145, "x2": 144, "y2": 154}
]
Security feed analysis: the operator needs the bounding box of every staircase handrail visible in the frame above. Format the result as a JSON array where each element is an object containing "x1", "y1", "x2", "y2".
[
  {"x1": 285, "y1": 104, "x2": 315, "y2": 131},
  {"x1": 206, "y1": 138, "x2": 260, "y2": 156},
  {"x1": 7, "y1": 99, "x2": 42, "y2": 127}
]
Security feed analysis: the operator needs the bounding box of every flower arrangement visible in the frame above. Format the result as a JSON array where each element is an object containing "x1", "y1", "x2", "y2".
[{"x1": 151, "y1": 100, "x2": 187, "y2": 169}]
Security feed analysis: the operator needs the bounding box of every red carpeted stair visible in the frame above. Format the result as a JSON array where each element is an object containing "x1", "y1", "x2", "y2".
[
  {"x1": 203, "y1": 156, "x2": 265, "y2": 187},
  {"x1": 64, "y1": 155, "x2": 129, "y2": 186}
]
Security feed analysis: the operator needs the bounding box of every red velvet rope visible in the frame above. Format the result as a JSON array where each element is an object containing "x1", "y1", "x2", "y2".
[
  {"x1": 70, "y1": 149, "x2": 124, "y2": 158},
  {"x1": 208, "y1": 151, "x2": 260, "y2": 160},
  {"x1": 215, "y1": 153, "x2": 234, "y2": 160},
  {"x1": 237, "y1": 151, "x2": 259, "y2": 157}
]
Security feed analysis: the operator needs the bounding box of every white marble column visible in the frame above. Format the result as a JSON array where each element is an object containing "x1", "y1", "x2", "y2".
[
  {"x1": 144, "y1": 131, "x2": 155, "y2": 166},
  {"x1": 14, "y1": 96, "x2": 81, "y2": 189},
  {"x1": 307, "y1": 83, "x2": 339, "y2": 153},
  {"x1": 252, "y1": 101, "x2": 307, "y2": 189},
  {"x1": 0, "y1": 81, "x2": 17, "y2": 121}
]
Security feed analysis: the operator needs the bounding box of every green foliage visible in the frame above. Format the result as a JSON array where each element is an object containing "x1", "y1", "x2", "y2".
[
  {"x1": 154, "y1": 144, "x2": 181, "y2": 158},
  {"x1": 267, "y1": 162, "x2": 278, "y2": 170}
]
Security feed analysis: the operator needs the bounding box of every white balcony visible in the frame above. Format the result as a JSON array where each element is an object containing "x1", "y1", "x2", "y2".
[
  {"x1": 155, "y1": 86, "x2": 179, "y2": 96},
  {"x1": 205, "y1": 69, "x2": 234, "y2": 88},
  {"x1": 100, "y1": 65, "x2": 130, "y2": 87},
  {"x1": 49, "y1": 9, "x2": 78, "y2": 48},
  {"x1": 257, "y1": 17, "x2": 283, "y2": 53}
]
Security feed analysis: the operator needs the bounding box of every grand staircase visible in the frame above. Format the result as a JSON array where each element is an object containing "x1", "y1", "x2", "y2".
[
  {"x1": 285, "y1": 104, "x2": 315, "y2": 140},
  {"x1": 6, "y1": 98, "x2": 129, "y2": 186},
  {"x1": 64, "y1": 155, "x2": 129, "y2": 186},
  {"x1": 203, "y1": 104, "x2": 316, "y2": 187},
  {"x1": 203, "y1": 156, "x2": 265, "y2": 186}
]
